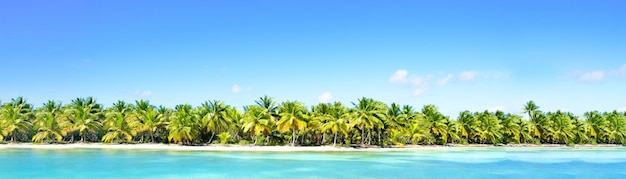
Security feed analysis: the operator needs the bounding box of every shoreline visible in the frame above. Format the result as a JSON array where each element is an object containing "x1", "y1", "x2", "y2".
[{"x1": 0, "y1": 143, "x2": 624, "y2": 152}]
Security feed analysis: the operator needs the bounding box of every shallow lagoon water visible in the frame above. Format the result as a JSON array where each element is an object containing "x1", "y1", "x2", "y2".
[{"x1": 1, "y1": 148, "x2": 625, "y2": 178}]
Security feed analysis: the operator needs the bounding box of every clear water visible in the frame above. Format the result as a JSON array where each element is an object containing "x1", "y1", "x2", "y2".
[{"x1": 1, "y1": 148, "x2": 626, "y2": 178}]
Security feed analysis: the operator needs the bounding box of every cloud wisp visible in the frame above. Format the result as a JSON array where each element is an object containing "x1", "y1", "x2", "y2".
[
  {"x1": 389, "y1": 70, "x2": 508, "y2": 97},
  {"x1": 318, "y1": 92, "x2": 332, "y2": 103},
  {"x1": 232, "y1": 84, "x2": 242, "y2": 94},
  {"x1": 134, "y1": 89, "x2": 152, "y2": 97},
  {"x1": 458, "y1": 71, "x2": 478, "y2": 82},
  {"x1": 437, "y1": 74, "x2": 454, "y2": 86},
  {"x1": 570, "y1": 64, "x2": 626, "y2": 82},
  {"x1": 389, "y1": 70, "x2": 432, "y2": 96}
]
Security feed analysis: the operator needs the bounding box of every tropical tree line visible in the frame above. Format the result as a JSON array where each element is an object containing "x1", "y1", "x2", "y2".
[{"x1": 1, "y1": 97, "x2": 625, "y2": 146}]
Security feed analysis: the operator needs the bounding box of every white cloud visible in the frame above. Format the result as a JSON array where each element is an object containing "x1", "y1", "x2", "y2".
[
  {"x1": 389, "y1": 70, "x2": 409, "y2": 85},
  {"x1": 232, "y1": 84, "x2": 242, "y2": 94},
  {"x1": 488, "y1": 106, "x2": 506, "y2": 112},
  {"x1": 458, "y1": 71, "x2": 478, "y2": 81},
  {"x1": 413, "y1": 88, "x2": 427, "y2": 97},
  {"x1": 134, "y1": 89, "x2": 152, "y2": 97},
  {"x1": 615, "y1": 64, "x2": 626, "y2": 75},
  {"x1": 411, "y1": 76, "x2": 427, "y2": 86},
  {"x1": 318, "y1": 92, "x2": 332, "y2": 103},
  {"x1": 437, "y1": 74, "x2": 453, "y2": 86},
  {"x1": 571, "y1": 64, "x2": 626, "y2": 82},
  {"x1": 578, "y1": 71, "x2": 606, "y2": 82},
  {"x1": 620, "y1": 106, "x2": 626, "y2": 112},
  {"x1": 389, "y1": 70, "x2": 432, "y2": 97},
  {"x1": 389, "y1": 70, "x2": 431, "y2": 87},
  {"x1": 390, "y1": 69, "x2": 507, "y2": 97}
]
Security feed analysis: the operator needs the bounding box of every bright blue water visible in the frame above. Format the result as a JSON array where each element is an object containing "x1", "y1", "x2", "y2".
[{"x1": 1, "y1": 148, "x2": 625, "y2": 178}]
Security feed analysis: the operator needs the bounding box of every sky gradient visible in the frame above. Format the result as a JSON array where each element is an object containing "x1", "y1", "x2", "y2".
[{"x1": 1, "y1": 0, "x2": 625, "y2": 117}]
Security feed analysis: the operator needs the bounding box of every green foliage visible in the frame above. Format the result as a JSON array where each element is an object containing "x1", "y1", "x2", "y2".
[
  {"x1": 0, "y1": 97, "x2": 33, "y2": 142},
  {"x1": 277, "y1": 101, "x2": 308, "y2": 146},
  {"x1": 167, "y1": 104, "x2": 199, "y2": 145},
  {"x1": 218, "y1": 132, "x2": 231, "y2": 144},
  {"x1": 32, "y1": 101, "x2": 67, "y2": 143},
  {"x1": 102, "y1": 109, "x2": 135, "y2": 143},
  {"x1": 198, "y1": 100, "x2": 232, "y2": 144},
  {"x1": 238, "y1": 140, "x2": 251, "y2": 145},
  {"x1": 1, "y1": 96, "x2": 626, "y2": 146}
]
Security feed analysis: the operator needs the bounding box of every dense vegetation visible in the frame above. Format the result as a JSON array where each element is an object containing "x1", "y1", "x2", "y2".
[{"x1": 1, "y1": 96, "x2": 625, "y2": 146}]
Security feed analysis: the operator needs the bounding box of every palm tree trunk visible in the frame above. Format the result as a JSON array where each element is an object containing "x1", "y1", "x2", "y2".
[
  {"x1": 209, "y1": 132, "x2": 215, "y2": 144},
  {"x1": 367, "y1": 130, "x2": 371, "y2": 145},
  {"x1": 150, "y1": 131, "x2": 155, "y2": 143},
  {"x1": 361, "y1": 127, "x2": 365, "y2": 144},
  {"x1": 349, "y1": 131, "x2": 353, "y2": 144},
  {"x1": 377, "y1": 129, "x2": 381, "y2": 145},
  {"x1": 291, "y1": 129, "x2": 296, "y2": 147},
  {"x1": 333, "y1": 133, "x2": 337, "y2": 147}
]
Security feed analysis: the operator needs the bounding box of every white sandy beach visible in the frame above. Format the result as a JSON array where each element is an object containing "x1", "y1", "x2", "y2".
[
  {"x1": 0, "y1": 143, "x2": 623, "y2": 152},
  {"x1": 0, "y1": 143, "x2": 363, "y2": 152}
]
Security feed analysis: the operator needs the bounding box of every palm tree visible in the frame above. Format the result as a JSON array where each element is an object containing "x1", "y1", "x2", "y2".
[
  {"x1": 531, "y1": 113, "x2": 552, "y2": 143},
  {"x1": 102, "y1": 104, "x2": 136, "y2": 143},
  {"x1": 501, "y1": 114, "x2": 522, "y2": 144},
  {"x1": 522, "y1": 100, "x2": 540, "y2": 121},
  {"x1": 584, "y1": 111, "x2": 608, "y2": 143},
  {"x1": 519, "y1": 119, "x2": 535, "y2": 143},
  {"x1": 63, "y1": 97, "x2": 103, "y2": 142},
  {"x1": 446, "y1": 120, "x2": 461, "y2": 144},
  {"x1": 224, "y1": 106, "x2": 243, "y2": 141},
  {"x1": 311, "y1": 103, "x2": 332, "y2": 145},
  {"x1": 255, "y1": 95, "x2": 279, "y2": 120},
  {"x1": 572, "y1": 117, "x2": 590, "y2": 144},
  {"x1": 385, "y1": 103, "x2": 404, "y2": 129},
  {"x1": 32, "y1": 100, "x2": 67, "y2": 143},
  {"x1": 477, "y1": 111, "x2": 502, "y2": 144},
  {"x1": 352, "y1": 97, "x2": 386, "y2": 145},
  {"x1": 457, "y1": 111, "x2": 479, "y2": 143},
  {"x1": 302, "y1": 108, "x2": 323, "y2": 145},
  {"x1": 420, "y1": 105, "x2": 448, "y2": 144},
  {"x1": 408, "y1": 122, "x2": 428, "y2": 144},
  {"x1": 399, "y1": 105, "x2": 418, "y2": 124},
  {"x1": 131, "y1": 100, "x2": 166, "y2": 143},
  {"x1": 605, "y1": 111, "x2": 626, "y2": 144},
  {"x1": 375, "y1": 103, "x2": 402, "y2": 145},
  {"x1": 167, "y1": 104, "x2": 200, "y2": 145},
  {"x1": 253, "y1": 96, "x2": 280, "y2": 144},
  {"x1": 0, "y1": 97, "x2": 33, "y2": 142},
  {"x1": 276, "y1": 101, "x2": 308, "y2": 146},
  {"x1": 6, "y1": 95, "x2": 626, "y2": 146},
  {"x1": 198, "y1": 100, "x2": 231, "y2": 144},
  {"x1": 523, "y1": 100, "x2": 548, "y2": 142},
  {"x1": 548, "y1": 111, "x2": 575, "y2": 144},
  {"x1": 320, "y1": 102, "x2": 350, "y2": 146},
  {"x1": 102, "y1": 111, "x2": 137, "y2": 143},
  {"x1": 241, "y1": 106, "x2": 272, "y2": 145}
]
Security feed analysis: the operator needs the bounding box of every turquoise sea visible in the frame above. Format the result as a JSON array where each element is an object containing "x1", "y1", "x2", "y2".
[{"x1": 1, "y1": 148, "x2": 625, "y2": 178}]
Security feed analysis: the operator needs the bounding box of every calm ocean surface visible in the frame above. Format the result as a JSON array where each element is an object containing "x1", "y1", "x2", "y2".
[{"x1": 1, "y1": 148, "x2": 625, "y2": 178}]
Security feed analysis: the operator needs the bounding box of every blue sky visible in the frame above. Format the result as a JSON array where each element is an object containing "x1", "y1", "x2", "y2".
[{"x1": 1, "y1": 0, "x2": 625, "y2": 117}]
